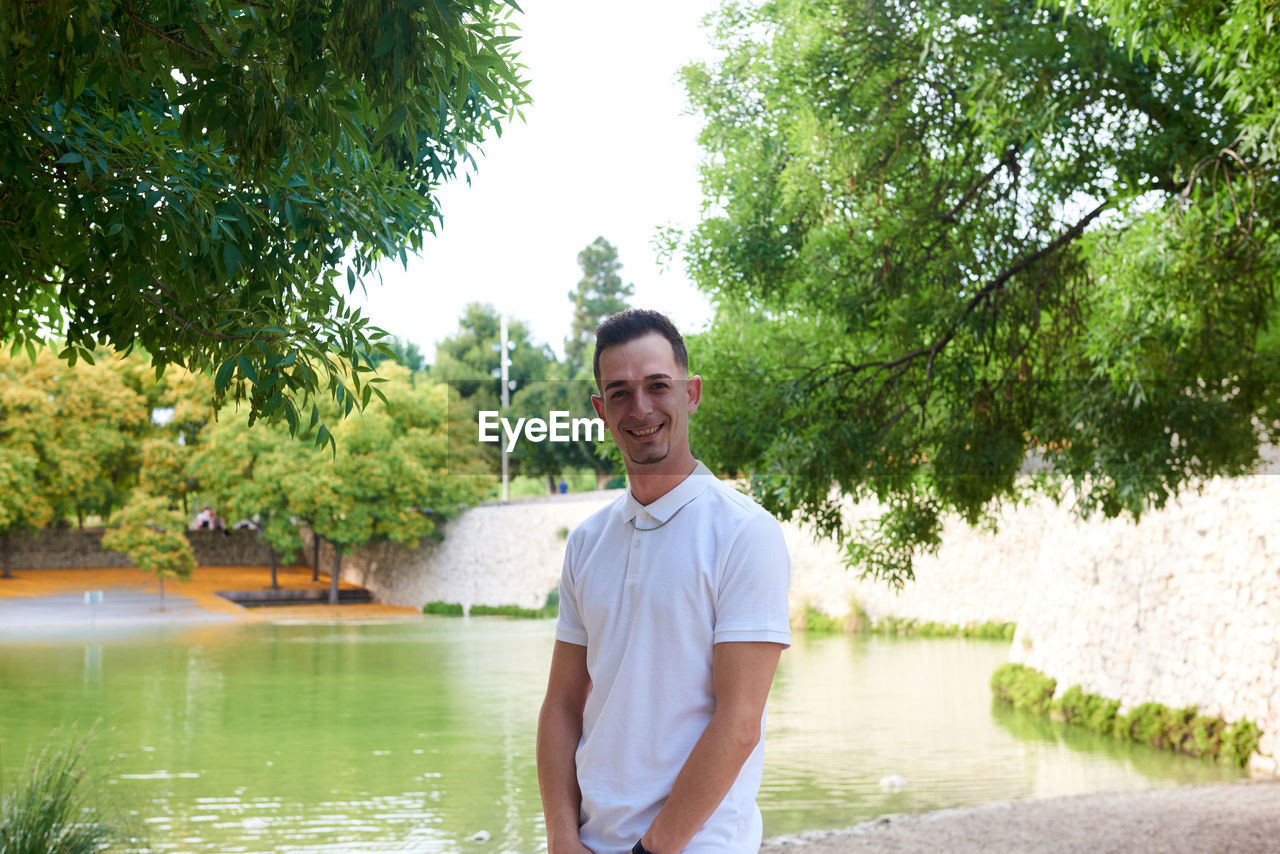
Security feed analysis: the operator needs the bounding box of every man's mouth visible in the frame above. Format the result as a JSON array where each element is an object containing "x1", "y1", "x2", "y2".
[{"x1": 627, "y1": 423, "x2": 663, "y2": 438}]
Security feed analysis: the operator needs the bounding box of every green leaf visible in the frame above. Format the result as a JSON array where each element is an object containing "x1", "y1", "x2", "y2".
[{"x1": 215, "y1": 357, "x2": 236, "y2": 392}]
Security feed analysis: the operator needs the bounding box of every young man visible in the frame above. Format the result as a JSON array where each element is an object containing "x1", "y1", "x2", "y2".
[{"x1": 537, "y1": 309, "x2": 791, "y2": 854}]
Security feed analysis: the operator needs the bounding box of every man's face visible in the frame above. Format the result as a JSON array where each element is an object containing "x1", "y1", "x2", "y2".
[{"x1": 591, "y1": 332, "x2": 701, "y2": 472}]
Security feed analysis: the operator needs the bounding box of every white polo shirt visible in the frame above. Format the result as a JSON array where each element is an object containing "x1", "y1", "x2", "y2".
[{"x1": 556, "y1": 462, "x2": 791, "y2": 853}]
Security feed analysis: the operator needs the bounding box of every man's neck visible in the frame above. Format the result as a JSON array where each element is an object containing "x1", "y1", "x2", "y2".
[{"x1": 627, "y1": 457, "x2": 699, "y2": 506}]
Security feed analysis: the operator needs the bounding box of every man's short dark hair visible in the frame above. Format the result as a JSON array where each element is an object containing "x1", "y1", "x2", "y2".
[{"x1": 593, "y1": 309, "x2": 688, "y2": 389}]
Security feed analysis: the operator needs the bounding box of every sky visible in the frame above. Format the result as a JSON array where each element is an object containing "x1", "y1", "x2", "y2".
[{"x1": 350, "y1": 0, "x2": 727, "y2": 363}]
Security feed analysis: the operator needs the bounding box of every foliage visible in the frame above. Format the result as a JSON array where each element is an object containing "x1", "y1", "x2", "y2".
[
  {"x1": 432, "y1": 302, "x2": 554, "y2": 404},
  {"x1": 678, "y1": 0, "x2": 1280, "y2": 585},
  {"x1": 0, "y1": 736, "x2": 123, "y2": 854},
  {"x1": 139, "y1": 437, "x2": 191, "y2": 512},
  {"x1": 284, "y1": 365, "x2": 489, "y2": 596},
  {"x1": 996, "y1": 666, "x2": 1264, "y2": 767},
  {"x1": 990, "y1": 663, "x2": 1057, "y2": 715},
  {"x1": 0, "y1": 348, "x2": 150, "y2": 527},
  {"x1": 565, "y1": 237, "x2": 635, "y2": 376},
  {"x1": 871, "y1": 616, "x2": 1016, "y2": 640},
  {"x1": 0, "y1": 0, "x2": 528, "y2": 443},
  {"x1": 1053, "y1": 684, "x2": 1122, "y2": 733},
  {"x1": 1087, "y1": 0, "x2": 1280, "y2": 162},
  {"x1": 424, "y1": 590, "x2": 558, "y2": 618},
  {"x1": 0, "y1": 445, "x2": 52, "y2": 577},
  {"x1": 422, "y1": 600, "x2": 466, "y2": 615},
  {"x1": 101, "y1": 493, "x2": 196, "y2": 598},
  {"x1": 366, "y1": 336, "x2": 427, "y2": 373},
  {"x1": 509, "y1": 378, "x2": 618, "y2": 487}
]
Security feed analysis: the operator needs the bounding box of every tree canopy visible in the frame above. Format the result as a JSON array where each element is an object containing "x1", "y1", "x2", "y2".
[
  {"x1": 0, "y1": 0, "x2": 527, "y2": 442},
  {"x1": 678, "y1": 0, "x2": 1280, "y2": 585},
  {"x1": 565, "y1": 236, "x2": 634, "y2": 375}
]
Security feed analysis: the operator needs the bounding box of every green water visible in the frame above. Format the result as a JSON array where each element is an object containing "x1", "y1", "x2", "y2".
[{"x1": 0, "y1": 619, "x2": 1248, "y2": 852}]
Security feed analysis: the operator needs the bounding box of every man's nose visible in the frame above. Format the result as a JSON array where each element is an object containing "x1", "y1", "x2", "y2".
[{"x1": 631, "y1": 388, "x2": 654, "y2": 416}]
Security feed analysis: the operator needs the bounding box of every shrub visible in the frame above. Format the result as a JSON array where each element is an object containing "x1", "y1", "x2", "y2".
[
  {"x1": 990, "y1": 663, "x2": 1057, "y2": 715},
  {"x1": 1222, "y1": 719, "x2": 1263, "y2": 768},
  {"x1": 424, "y1": 591, "x2": 558, "y2": 619},
  {"x1": 992, "y1": 664, "x2": 1264, "y2": 768},
  {"x1": 0, "y1": 737, "x2": 124, "y2": 854}
]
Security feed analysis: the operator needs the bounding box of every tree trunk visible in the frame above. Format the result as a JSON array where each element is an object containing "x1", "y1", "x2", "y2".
[
  {"x1": 329, "y1": 550, "x2": 341, "y2": 605},
  {"x1": 546, "y1": 473, "x2": 556, "y2": 494},
  {"x1": 312, "y1": 533, "x2": 321, "y2": 581},
  {"x1": 269, "y1": 546, "x2": 279, "y2": 590},
  {"x1": 1, "y1": 534, "x2": 11, "y2": 580},
  {"x1": 596, "y1": 470, "x2": 611, "y2": 490}
]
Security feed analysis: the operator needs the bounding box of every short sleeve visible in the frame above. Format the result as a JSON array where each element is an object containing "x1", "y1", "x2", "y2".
[
  {"x1": 554, "y1": 533, "x2": 588, "y2": 646},
  {"x1": 713, "y1": 511, "x2": 792, "y2": 647}
]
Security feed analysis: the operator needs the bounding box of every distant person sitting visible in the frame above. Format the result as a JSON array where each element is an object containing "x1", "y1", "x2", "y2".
[
  {"x1": 190, "y1": 505, "x2": 225, "y2": 531},
  {"x1": 557, "y1": 478, "x2": 568, "y2": 495},
  {"x1": 191, "y1": 505, "x2": 214, "y2": 530}
]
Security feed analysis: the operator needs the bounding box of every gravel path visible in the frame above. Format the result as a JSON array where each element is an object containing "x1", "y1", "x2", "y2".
[{"x1": 761, "y1": 780, "x2": 1280, "y2": 854}]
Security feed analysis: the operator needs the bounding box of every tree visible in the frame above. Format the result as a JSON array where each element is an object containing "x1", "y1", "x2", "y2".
[
  {"x1": 0, "y1": 445, "x2": 52, "y2": 579},
  {"x1": 102, "y1": 493, "x2": 196, "y2": 610},
  {"x1": 676, "y1": 0, "x2": 1280, "y2": 585},
  {"x1": 0, "y1": 0, "x2": 528, "y2": 443},
  {"x1": 0, "y1": 347, "x2": 151, "y2": 527},
  {"x1": 433, "y1": 303, "x2": 555, "y2": 403},
  {"x1": 189, "y1": 413, "x2": 305, "y2": 590},
  {"x1": 366, "y1": 336, "x2": 427, "y2": 373},
  {"x1": 1090, "y1": 0, "x2": 1280, "y2": 163},
  {"x1": 565, "y1": 237, "x2": 635, "y2": 375}
]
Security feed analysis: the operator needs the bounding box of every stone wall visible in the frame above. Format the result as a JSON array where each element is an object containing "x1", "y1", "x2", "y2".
[
  {"x1": 6, "y1": 528, "x2": 290, "y2": 569},
  {"x1": 313, "y1": 491, "x2": 617, "y2": 612},
  {"x1": 331, "y1": 474, "x2": 1279, "y2": 776}
]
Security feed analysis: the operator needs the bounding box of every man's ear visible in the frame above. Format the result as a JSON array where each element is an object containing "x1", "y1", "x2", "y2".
[
  {"x1": 590, "y1": 394, "x2": 607, "y2": 425},
  {"x1": 686, "y1": 375, "x2": 702, "y2": 413}
]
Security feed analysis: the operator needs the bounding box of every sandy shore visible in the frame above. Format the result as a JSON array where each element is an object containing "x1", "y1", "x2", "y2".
[{"x1": 761, "y1": 779, "x2": 1280, "y2": 853}]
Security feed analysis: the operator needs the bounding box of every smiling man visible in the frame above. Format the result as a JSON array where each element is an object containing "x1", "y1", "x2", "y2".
[{"x1": 537, "y1": 309, "x2": 792, "y2": 854}]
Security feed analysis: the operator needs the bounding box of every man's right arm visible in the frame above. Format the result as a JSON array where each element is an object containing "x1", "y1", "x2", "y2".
[{"x1": 537, "y1": 640, "x2": 593, "y2": 854}]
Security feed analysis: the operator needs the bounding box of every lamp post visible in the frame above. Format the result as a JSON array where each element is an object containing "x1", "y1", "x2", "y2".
[{"x1": 499, "y1": 315, "x2": 514, "y2": 501}]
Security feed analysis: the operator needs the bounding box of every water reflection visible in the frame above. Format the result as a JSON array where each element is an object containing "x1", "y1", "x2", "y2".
[{"x1": 0, "y1": 620, "x2": 1248, "y2": 851}]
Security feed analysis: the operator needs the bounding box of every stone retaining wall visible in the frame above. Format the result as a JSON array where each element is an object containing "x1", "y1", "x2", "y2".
[
  {"x1": 331, "y1": 474, "x2": 1279, "y2": 776},
  {"x1": 5, "y1": 528, "x2": 290, "y2": 569}
]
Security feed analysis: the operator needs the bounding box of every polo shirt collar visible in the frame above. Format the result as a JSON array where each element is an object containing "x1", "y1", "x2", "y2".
[{"x1": 621, "y1": 461, "x2": 715, "y2": 529}]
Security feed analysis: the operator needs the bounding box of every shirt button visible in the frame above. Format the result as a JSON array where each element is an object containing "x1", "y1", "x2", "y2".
[{"x1": 633, "y1": 541, "x2": 640, "y2": 549}]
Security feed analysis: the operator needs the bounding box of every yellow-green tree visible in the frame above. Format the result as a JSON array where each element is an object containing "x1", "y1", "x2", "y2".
[
  {"x1": 290, "y1": 367, "x2": 489, "y2": 603},
  {"x1": 0, "y1": 445, "x2": 53, "y2": 579},
  {"x1": 190, "y1": 413, "x2": 306, "y2": 590},
  {"x1": 0, "y1": 348, "x2": 151, "y2": 527},
  {"x1": 101, "y1": 493, "x2": 195, "y2": 610}
]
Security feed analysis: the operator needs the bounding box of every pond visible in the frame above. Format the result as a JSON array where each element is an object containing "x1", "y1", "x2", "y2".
[{"x1": 0, "y1": 618, "x2": 1248, "y2": 852}]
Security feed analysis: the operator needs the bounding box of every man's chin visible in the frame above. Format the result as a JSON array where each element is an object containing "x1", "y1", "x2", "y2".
[{"x1": 627, "y1": 449, "x2": 670, "y2": 467}]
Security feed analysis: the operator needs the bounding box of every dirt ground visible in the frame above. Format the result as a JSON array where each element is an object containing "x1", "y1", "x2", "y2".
[{"x1": 761, "y1": 779, "x2": 1280, "y2": 854}]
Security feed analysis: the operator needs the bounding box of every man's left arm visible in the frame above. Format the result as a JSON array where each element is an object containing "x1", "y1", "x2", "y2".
[{"x1": 639, "y1": 640, "x2": 784, "y2": 854}]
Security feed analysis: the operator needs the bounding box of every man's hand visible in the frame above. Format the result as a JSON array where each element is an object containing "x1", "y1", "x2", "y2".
[
  {"x1": 538, "y1": 640, "x2": 592, "y2": 854},
  {"x1": 640, "y1": 641, "x2": 784, "y2": 854}
]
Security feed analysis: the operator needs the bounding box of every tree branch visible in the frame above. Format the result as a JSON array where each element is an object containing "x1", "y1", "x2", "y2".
[
  {"x1": 140, "y1": 282, "x2": 252, "y2": 341},
  {"x1": 119, "y1": 0, "x2": 212, "y2": 59}
]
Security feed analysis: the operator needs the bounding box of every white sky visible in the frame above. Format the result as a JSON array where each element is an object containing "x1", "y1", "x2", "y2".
[{"x1": 351, "y1": 0, "x2": 726, "y2": 363}]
